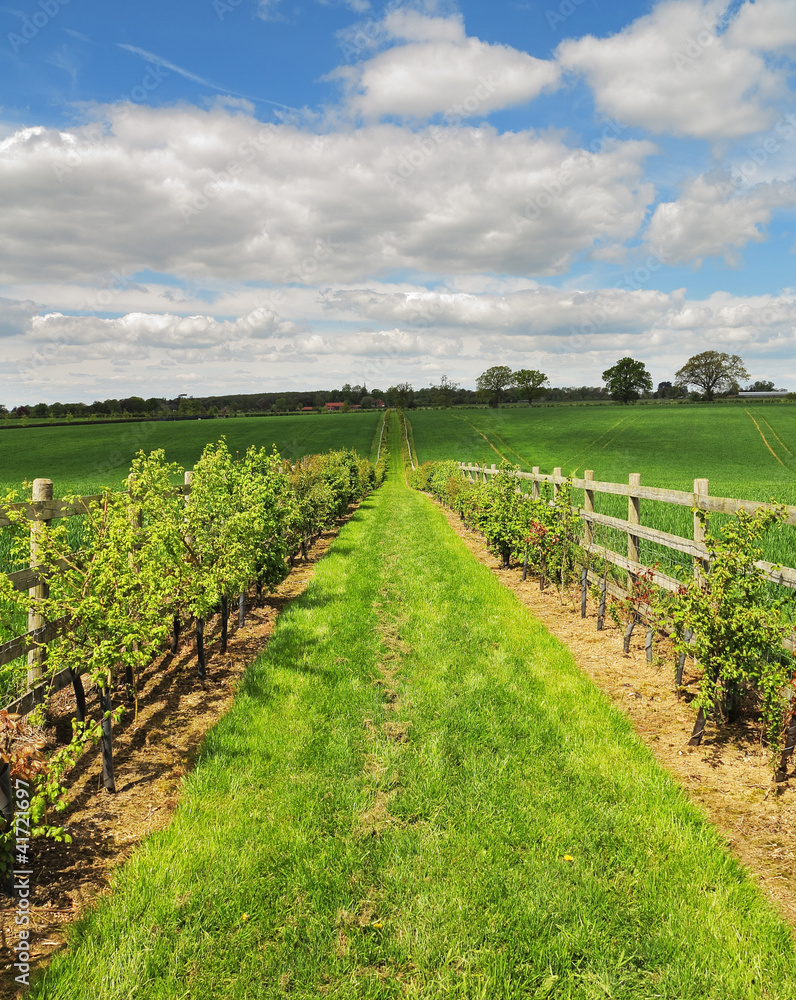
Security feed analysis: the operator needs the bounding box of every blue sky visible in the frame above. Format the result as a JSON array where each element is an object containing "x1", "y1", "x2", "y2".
[{"x1": 0, "y1": 0, "x2": 794, "y2": 404}]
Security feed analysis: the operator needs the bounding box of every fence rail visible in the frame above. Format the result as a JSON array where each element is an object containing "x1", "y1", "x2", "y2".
[{"x1": 458, "y1": 462, "x2": 796, "y2": 652}]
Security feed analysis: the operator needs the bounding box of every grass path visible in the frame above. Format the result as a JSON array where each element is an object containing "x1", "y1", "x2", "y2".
[{"x1": 28, "y1": 418, "x2": 796, "y2": 999}]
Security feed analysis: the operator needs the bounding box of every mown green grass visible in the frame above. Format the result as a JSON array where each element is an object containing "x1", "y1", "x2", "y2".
[
  {"x1": 28, "y1": 417, "x2": 796, "y2": 999},
  {"x1": 0, "y1": 413, "x2": 381, "y2": 496}
]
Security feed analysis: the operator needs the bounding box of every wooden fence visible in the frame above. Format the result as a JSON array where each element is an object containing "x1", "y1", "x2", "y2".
[{"x1": 459, "y1": 462, "x2": 796, "y2": 653}]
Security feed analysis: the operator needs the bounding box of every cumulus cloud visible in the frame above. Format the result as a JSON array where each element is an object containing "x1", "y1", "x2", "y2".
[
  {"x1": 320, "y1": 283, "x2": 796, "y2": 381},
  {"x1": 25, "y1": 306, "x2": 301, "y2": 358},
  {"x1": 644, "y1": 174, "x2": 796, "y2": 266},
  {"x1": 295, "y1": 327, "x2": 459, "y2": 358},
  {"x1": 0, "y1": 104, "x2": 654, "y2": 285},
  {"x1": 324, "y1": 285, "x2": 681, "y2": 336},
  {"x1": 557, "y1": 0, "x2": 783, "y2": 139},
  {"x1": 332, "y1": 11, "x2": 560, "y2": 120},
  {"x1": 725, "y1": 0, "x2": 796, "y2": 51},
  {"x1": 5, "y1": 283, "x2": 796, "y2": 403}
]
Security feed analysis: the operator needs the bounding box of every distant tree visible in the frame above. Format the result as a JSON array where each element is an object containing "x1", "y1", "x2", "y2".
[
  {"x1": 512, "y1": 369, "x2": 549, "y2": 406},
  {"x1": 360, "y1": 395, "x2": 375, "y2": 409},
  {"x1": 675, "y1": 351, "x2": 749, "y2": 402},
  {"x1": 179, "y1": 398, "x2": 201, "y2": 417},
  {"x1": 145, "y1": 397, "x2": 167, "y2": 415},
  {"x1": 744, "y1": 380, "x2": 779, "y2": 393},
  {"x1": 602, "y1": 357, "x2": 652, "y2": 405},
  {"x1": 271, "y1": 397, "x2": 288, "y2": 412},
  {"x1": 430, "y1": 374, "x2": 459, "y2": 408},
  {"x1": 476, "y1": 365, "x2": 513, "y2": 407},
  {"x1": 120, "y1": 396, "x2": 147, "y2": 415},
  {"x1": 388, "y1": 383, "x2": 415, "y2": 408},
  {"x1": 32, "y1": 402, "x2": 49, "y2": 417}
]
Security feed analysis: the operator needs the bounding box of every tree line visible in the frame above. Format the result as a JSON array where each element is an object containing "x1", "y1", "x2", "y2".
[
  {"x1": 2, "y1": 353, "x2": 788, "y2": 419},
  {"x1": 475, "y1": 352, "x2": 788, "y2": 407}
]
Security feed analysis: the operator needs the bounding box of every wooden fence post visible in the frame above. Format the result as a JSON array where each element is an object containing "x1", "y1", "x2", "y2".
[
  {"x1": 693, "y1": 478, "x2": 709, "y2": 583},
  {"x1": 27, "y1": 478, "x2": 53, "y2": 688},
  {"x1": 531, "y1": 467, "x2": 540, "y2": 500},
  {"x1": 583, "y1": 470, "x2": 594, "y2": 547},
  {"x1": 553, "y1": 467, "x2": 562, "y2": 501},
  {"x1": 687, "y1": 478, "x2": 711, "y2": 746},
  {"x1": 628, "y1": 473, "x2": 641, "y2": 567}
]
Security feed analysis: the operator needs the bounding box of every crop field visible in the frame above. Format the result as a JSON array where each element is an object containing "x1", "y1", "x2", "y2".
[
  {"x1": 409, "y1": 404, "x2": 796, "y2": 576},
  {"x1": 0, "y1": 412, "x2": 381, "y2": 497},
  {"x1": 409, "y1": 404, "x2": 796, "y2": 500}
]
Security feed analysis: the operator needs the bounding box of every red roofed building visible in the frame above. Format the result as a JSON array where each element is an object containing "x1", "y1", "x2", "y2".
[{"x1": 325, "y1": 402, "x2": 346, "y2": 411}]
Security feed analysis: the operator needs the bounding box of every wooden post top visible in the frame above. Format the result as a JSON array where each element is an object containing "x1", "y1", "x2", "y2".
[{"x1": 31, "y1": 479, "x2": 54, "y2": 501}]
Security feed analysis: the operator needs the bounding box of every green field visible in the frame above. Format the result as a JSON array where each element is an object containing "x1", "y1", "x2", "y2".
[
  {"x1": 27, "y1": 417, "x2": 796, "y2": 1000},
  {"x1": 408, "y1": 403, "x2": 796, "y2": 582},
  {"x1": 409, "y1": 404, "x2": 796, "y2": 502},
  {"x1": 0, "y1": 413, "x2": 381, "y2": 496}
]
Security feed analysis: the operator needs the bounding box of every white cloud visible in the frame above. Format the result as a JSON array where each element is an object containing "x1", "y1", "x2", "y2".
[
  {"x1": 25, "y1": 306, "x2": 301, "y2": 356},
  {"x1": 4, "y1": 284, "x2": 796, "y2": 403},
  {"x1": 324, "y1": 285, "x2": 680, "y2": 336},
  {"x1": 725, "y1": 0, "x2": 796, "y2": 51},
  {"x1": 644, "y1": 174, "x2": 796, "y2": 266},
  {"x1": 335, "y1": 12, "x2": 560, "y2": 120},
  {"x1": 0, "y1": 104, "x2": 654, "y2": 285},
  {"x1": 557, "y1": 0, "x2": 784, "y2": 139}
]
